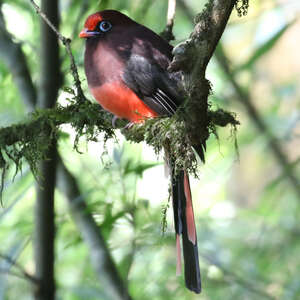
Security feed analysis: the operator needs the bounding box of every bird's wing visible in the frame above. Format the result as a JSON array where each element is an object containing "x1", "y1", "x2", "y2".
[{"x1": 122, "y1": 54, "x2": 183, "y2": 116}]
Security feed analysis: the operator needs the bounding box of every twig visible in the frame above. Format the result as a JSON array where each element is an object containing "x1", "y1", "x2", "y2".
[
  {"x1": 0, "y1": 4, "x2": 37, "y2": 111},
  {"x1": 215, "y1": 44, "x2": 300, "y2": 199},
  {"x1": 0, "y1": 253, "x2": 38, "y2": 284},
  {"x1": 161, "y1": 0, "x2": 176, "y2": 42},
  {"x1": 0, "y1": 268, "x2": 36, "y2": 282},
  {"x1": 29, "y1": 0, "x2": 86, "y2": 103},
  {"x1": 167, "y1": 0, "x2": 176, "y2": 28}
]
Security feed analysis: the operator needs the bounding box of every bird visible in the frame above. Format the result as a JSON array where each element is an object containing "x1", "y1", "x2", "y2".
[{"x1": 79, "y1": 10, "x2": 202, "y2": 293}]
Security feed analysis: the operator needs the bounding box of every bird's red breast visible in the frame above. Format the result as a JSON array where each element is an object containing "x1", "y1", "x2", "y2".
[{"x1": 90, "y1": 82, "x2": 158, "y2": 122}]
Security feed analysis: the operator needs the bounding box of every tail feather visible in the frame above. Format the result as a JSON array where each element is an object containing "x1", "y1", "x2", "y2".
[
  {"x1": 172, "y1": 170, "x2": 201, "y2": 294},
  {"x1": 183, "y1": 172, "x2": 196, "y2": 245}
]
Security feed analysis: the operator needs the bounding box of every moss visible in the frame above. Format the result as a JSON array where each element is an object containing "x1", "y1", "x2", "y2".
[
  {"x1": 208, "y1": 108, "x2": 239, "y2": 128},
  {"x1": 0, "y1": 89, "x2": 115, "y2": 194},
  {"x1": 122, "y1": 107, "x2": 239, "y2": 178}
]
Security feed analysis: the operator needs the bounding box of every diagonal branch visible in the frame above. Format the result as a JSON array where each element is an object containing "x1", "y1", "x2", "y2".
[
  {"x1": 215, "y1": 44, "x2": 300, "y2": 198},
  {"x1": 56, "y1": 158, "x2": 133, "y2": 300},
  {"x1": 169, "y1": 0, "x2": 237, "y2": 74},
  {"x1": 0, "y1": 253, "x2": 38, "y2": 285},
  {"x1": 0, "y1": 4, "x2": 36, "y2": 111},
  {"x1": 201, "y1": 252, "x2": 275, "y2": 300},
  {"x1": 168, "y1": 0, "x2": 239, "y2": 162}
]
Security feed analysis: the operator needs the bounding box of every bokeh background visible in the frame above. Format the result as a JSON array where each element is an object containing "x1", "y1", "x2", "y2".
[{"x1": 1, "y1": 0, "x2": 300, "y2": 299}]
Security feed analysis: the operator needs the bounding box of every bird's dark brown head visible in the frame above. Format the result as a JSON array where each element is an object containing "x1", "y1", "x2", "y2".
[{"x1": 79, "y1": 10, "x2": 136, "y2": 39}]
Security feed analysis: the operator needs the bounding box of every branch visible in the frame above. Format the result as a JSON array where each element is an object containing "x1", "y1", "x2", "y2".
[
  {"x1": 169, "y1": 0, "x2": 237, "y2": 73},
  {"x1": 166, "y1": 0, "x2": 240, "y2": 163},
  {"x1": 0, "y1": 101, "x2": 113, "y2": 146},
  {"x1": 177, "y1": 2, "x2": 300, "y2": 196},
  {"x1": 0, "y1": 4, "x2": 36, "y2": 111},
  {"x1": 56, "y1": 158, "x2": 133, "y2": 300},
  {"x1": 0, "y1": 253, "x2": 38, "y2": 285},
  {"x1": 215, "y1": 44, "x2": 300, "y2": 198}
]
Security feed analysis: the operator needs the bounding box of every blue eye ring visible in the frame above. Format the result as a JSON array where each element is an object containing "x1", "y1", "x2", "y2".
[{"x1": 99, "y1": 21, "x2": 112, "y2": 32}]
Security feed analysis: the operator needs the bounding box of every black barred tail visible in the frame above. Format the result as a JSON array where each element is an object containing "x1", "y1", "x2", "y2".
[{"x1": 172, "y1": 170, "x2": 201, "y2": 294}]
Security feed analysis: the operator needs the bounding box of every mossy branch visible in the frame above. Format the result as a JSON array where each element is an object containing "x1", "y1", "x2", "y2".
[
  {"x1": 0, "y1": 97, "x2": 114, "y2": 181},
  {"x1": 0, "y1": 94, "x2": 238, "y2": 187}
]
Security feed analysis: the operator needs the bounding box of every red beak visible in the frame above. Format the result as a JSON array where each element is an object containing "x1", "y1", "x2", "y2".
[{"x1": 79, "y1": 28, "x2": 98, "y2": 38}]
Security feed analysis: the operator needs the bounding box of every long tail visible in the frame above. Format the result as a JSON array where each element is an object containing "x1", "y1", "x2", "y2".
[{"x1": 172, "y1": 169, "x2": 201, "y2": 293}]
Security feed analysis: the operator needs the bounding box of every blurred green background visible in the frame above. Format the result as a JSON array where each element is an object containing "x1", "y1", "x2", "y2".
[{"x1": 1, "y1": 0, "x2": 300, "y2": 299}]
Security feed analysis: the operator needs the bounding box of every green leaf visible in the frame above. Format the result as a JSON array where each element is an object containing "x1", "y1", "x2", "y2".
[{"x1": 236, "y1": 21, "x2": 294, "y2": 72}]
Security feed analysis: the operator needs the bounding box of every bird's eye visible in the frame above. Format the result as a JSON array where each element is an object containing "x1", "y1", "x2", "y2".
[{"x1": 99, "y1": 21, "x2": 112, "y2": 32}]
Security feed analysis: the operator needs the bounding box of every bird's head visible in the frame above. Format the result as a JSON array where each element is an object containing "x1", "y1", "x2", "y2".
[{"x1": 79, "y1": 10, "x2": 134, "y2": 39}]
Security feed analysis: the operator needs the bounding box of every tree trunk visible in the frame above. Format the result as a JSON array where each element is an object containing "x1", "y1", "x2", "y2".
[{"x1": 34, "y1": 0, "x2": 60, "y2": 299}]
